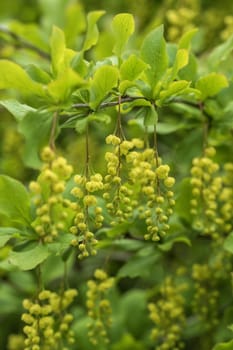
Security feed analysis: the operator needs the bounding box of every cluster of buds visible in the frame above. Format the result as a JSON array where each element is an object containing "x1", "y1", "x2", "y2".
[
  {"x1": 22, "y1": 288, "x2": 77, "y2": 350},
  {"x1": 86, "y1": 269, "x2": 114, "y2": 346},
  {"x1": 127, "y1": 149, "x2": 175, "y2": 241},
  {"x1": 190, "y1": 147, "x2": 232, "y2": 241},
  {"x1": 148, "y1": 276, "x2": 187, "y2": 350},
  {"x1": 29, "y1": 147, "x2": 75, "y2": 243},
  {"x1": 104, "y1": 135, "x2": 175, "y2": 241},
  {"x1": 103, "y1": 135, "x2": 143, "y2": 225},
  {"x1": 70, "y1": 172, "x2": 104, "y2": 259},
  {"x1": 191, "y1": 263, "x2": 219, "y2": 329}
]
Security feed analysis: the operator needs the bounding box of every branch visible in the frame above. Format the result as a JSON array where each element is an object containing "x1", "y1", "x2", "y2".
[
  {"x1": 0, "y1": 25, "x2": 50, "y2": 60},
  {"x1": 72, "y1": 96, "x2": 147, "y2": 110}
]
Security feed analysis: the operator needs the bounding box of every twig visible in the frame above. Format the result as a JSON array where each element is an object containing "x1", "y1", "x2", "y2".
[
  {"x1": 72, "y1": 96, "x2": 147, "y2": 110},
  {"x1": 0, "y1": 25, "x2": 50, "y2": 60}
]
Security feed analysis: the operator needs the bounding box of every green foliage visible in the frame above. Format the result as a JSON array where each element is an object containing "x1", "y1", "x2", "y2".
[
  {"x1": 0, "y1": 4, "x2": 232, "y2": 350},
  {"x1": 0, "y1": 175, "x2": 31, "y2": 225}
]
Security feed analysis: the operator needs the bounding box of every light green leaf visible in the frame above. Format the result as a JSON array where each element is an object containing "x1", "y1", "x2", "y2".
[
  {"x1": 195, "y1": 73, "x2": 229, "y2": 100},
  {"x1": 0, "y1": 60, "x2": 45, "y2": 96},
  {"x1": 0, "y1": 235, "x2": 13, "y2": 248},
  {"x1": 75, "y1": 116, "x2": 88, "y2": 134},
  {"x1": 208, "y1": 34, "x2": 233, "y2": 69},
  {"x1": 212, "y1": 340, "x2": 233, "y2": 350},
  {"x1": 0, "y1": 176, "x2": 31, "y2": 225},
  {"x1": 88, "y1": 112, "x2": 111, "y2": 124},
  {"x1": 9, "y1": 21, "x2": 49, "y2": 52},
  {"x1": 26, "y1": 64, "x2": 51, "y2": 84},
  {"x1": 47, "y1": 68, "x2": 84, "y2": 103},
  {"x1": 179, "y1": 28, "x2": 198, "y2": 49},
  {"x1": 18, "y1": 110, "x2": 53, "y2": 168},
  {"x1": 143, "y1": 106, "x2": 158, "y2": 126},
  {"x1": 141, "y1": 25, "x2": 168, "y2": 87},
  {"x1": 9, "y1": 244, "x2": 50, "y2": 271},
  {"x1": 112, "y1": 13, "x2": 135, "y2": 57},
  {"x1": 0, "y1": 227, "x2": 22, "y2": 248},
  {"x1": 64, "y1": 3, "x2": 86, "y2": 47},
  {"x1": 0, "y1": 100, "x2": 35, "y2": 121},
  {"x1": 120, "y1": 54, "x2": 147, "y2": 81},
  {"x1": 90, "y1": 65, "x2": 119, "y2": 108},
  {"x1": 50, "y1": 25, "x2": 66, "y2": 76},
  {"x1": 170, "y1": 49, "x2": 189, "y2": 81},
  {"x1": 159, "y1": 80, "x2": 190, "y2": 103},
  {"x1": 82, "y1": 11, "x2": 105, "y2": 51},
  {"x1": 223, "y1": 232, "x2": 233, "y2": 254}
]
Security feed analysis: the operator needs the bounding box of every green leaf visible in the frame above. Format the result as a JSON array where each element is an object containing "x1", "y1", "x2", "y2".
[
  {"x1": 208, "y1": 34, "x2": 233, "y2": 69},
  {"x1": 0, "y1": 100, "x2": 35, "y2": 121},
  {"x1": 178, "y1": 28, "x2": 198, "y2": 49},
  {"x1": 120, "y1": 54, "x2": 147, "y2": 81},
  {"x1": 0, "y1": 228, "x2": 22, "y2": 248},
  {"x1": 88, "y1": 112, "x2": 111, "y2": 124},
  {"x1": 0, "y1": 176, "x2": 31, "y2": 225},
  {"x1": 26, "y1": 64, "x2": 51, "y2": 84},
  {"x1": 9, "y1": 244, "x2": 50, "y2": 271},
  {"x1": 212, "y1": 340, "x2": 233, "y2": 350},
  {"x1": 170, "y1": 49, "x2": 189, "y2": 81},
  {"x1": 159, "y1": 80, "x2": 190, "y2": 103},
  {"x1": 141, "y1": 25, "x2": 168, "y2": 87},
  {"x1": 64, "y1": 2, "x2": 86, "y2": 47},
  {"x1": 18, "y1": 110, "x2": 53, "y2": 168},
  {"x1": 157, "y1": 122, "x2": 187, "y2": 134},
  {"x1": 223, "y1": 232, "x2": 233, "y2": 254},
  {"x1": 0, "y1": 60, "x2": 45, "y2": 96},
  {"x1": 75, "y1": 116, "x2": 88, "y2": 134},
  {"x1": 112, "y1": 13, "x2": 135, "y2": 57},
  {"x1": 90, "y1": 65, "x2": 119, "y2": 109},
  {"x1": 118, "y1": 251, "x2": 160, "y2": 278},
  {"x1": 143, "y1": 106, "x2": 158, "y2": 126},
  {"x1": 47, "y1": 68, "x2": 84, "y2": 103},
  {"x1": 195, "y1": 73, "x2": 229, "y2": 100},
  {"x1": 50, "y1": 25, "x2": 66, "y2": 76},
  {"x1": 82, "y1": 11, "x2": 105, "y2": 51},
  {"x1": 158, "y1": 236, "x2": 191, "y2": 252}
]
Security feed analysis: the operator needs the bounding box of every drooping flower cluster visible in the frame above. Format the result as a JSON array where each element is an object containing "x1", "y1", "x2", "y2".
[
  {"x1": 103, "y1": 135, "x2": 175, "y2": 241},
  {"x1": 70, "y1": 172, "x2": 104, "y2": 259},
  {"x1": 190, "y1": 147, "x2": 233, "y2": 241},
  {"x1": 148, "y1": 276, "x2": 187, "y2": 350},
  {"x1": 29, "y1": 147, "x2": 76, "y2": 243},
  {"x1": 86, "y1": 269, "x2": 114, "y2": 346},
  {"x1": 22, "y1": 288, "x2": 77, "y2": 350}
]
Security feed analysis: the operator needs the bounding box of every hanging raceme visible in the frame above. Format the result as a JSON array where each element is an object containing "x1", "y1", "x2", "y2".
[
  {"x1": 86, "y1": 269, "x2": 114, "y2": 346},
  {"x1": 22, "y1": 288, "x2": 78, "y2": 350}
]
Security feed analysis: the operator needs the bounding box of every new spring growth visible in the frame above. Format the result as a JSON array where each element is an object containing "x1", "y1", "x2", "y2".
[
  {"x1": 22, "y1": 288, "x2": 77, "y2": 350},
  {"x1": 86, "y1": 269, "x2": 114, "y2": 346}
]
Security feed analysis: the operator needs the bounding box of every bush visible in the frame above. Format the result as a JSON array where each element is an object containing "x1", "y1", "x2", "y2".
[{"x1": 0, "y1": 2, "x2": 233, "y2": 350}]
